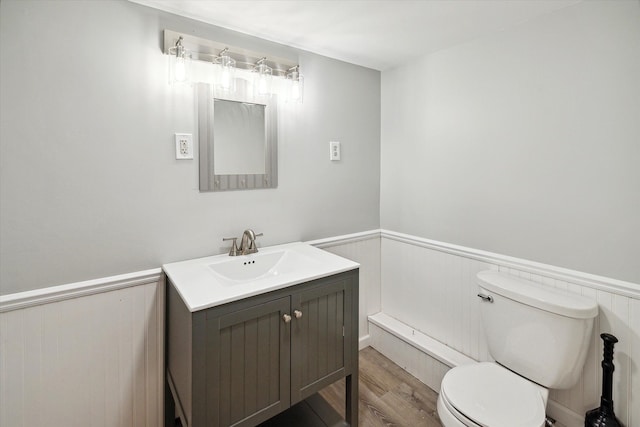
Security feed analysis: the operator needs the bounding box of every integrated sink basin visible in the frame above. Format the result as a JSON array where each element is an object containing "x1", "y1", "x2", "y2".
[
  {"x1": 163, "y1": 242, "x2": 359, "y2": 312},
  {"x1": 208, "y1": 249, "x2": 321, "y2": 284}
]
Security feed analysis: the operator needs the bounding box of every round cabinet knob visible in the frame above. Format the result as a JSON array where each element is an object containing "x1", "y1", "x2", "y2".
[
  {"x1": 282, "y1": 314, "x2": 292, "y2": 323},
  {"x1": 294, "y1": 310, "x2": 303, "y2": 319}
]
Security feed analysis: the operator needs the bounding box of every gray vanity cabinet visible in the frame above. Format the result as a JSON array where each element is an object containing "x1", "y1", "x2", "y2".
[
  {"x1": 207, "y1": 296, "x2": 292, "y2": 427},
  {"x1": 166, "y1": 269, "x2": 359, "y2": 427},
  {"x1": 291, "y1": 279, "x2": 351, "y2": 404}
]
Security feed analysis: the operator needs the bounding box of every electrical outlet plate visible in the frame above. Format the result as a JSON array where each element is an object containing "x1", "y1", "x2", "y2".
[
  {"x1": 175, "y1": 133, "x2": 193, "y2": 160},
  {"x1": 330, "y1": 141, "x2": 341, "y2": 161}
]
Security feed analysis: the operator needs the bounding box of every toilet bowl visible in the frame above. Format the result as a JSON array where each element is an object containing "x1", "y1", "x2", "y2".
[
  {"x1": 437, "y1": 362, "x2": 548, "y2": 427},
  {"x1": 436, "y1": 271, "x2": 598, "y2": 427}
]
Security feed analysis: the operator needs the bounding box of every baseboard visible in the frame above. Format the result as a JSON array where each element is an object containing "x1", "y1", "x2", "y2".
[
  {"x1": 547, "y1": 400, "x2": 584, "y2": 427},
  {"x1": 358, "y1": 334, "x2": 371, "y2": 350},
  {"x1": 368, "y1": 312, "x2": 475, "y2": 367},
  {"x1": 368, "y1": 321, "x2": 449, "y2": 392}
]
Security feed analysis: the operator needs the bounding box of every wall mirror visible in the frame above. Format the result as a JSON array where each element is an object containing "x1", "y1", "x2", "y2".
[{"x1": 197, "y1": 82, "x2": 277, "y2": 191}]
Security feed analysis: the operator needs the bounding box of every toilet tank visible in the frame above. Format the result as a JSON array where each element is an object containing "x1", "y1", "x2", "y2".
[{"x1": 477, "y1": 271, "x2": 598, "y2": 389}]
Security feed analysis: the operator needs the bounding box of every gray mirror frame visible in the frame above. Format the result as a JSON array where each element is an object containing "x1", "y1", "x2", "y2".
[{"x1": 197, "y1": 82, "x2": 278, "y2": 192}]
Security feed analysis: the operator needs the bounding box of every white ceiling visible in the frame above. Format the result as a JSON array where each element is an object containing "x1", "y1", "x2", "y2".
[{"x1": 130, "y1": 0, "x2": 581, "y2": 70}]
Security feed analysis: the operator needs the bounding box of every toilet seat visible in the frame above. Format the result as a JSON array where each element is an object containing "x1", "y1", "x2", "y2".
[
  {"x1": 438, "y1": 392, "x2": 481, "y2": 427},
  {"x1": 439, "y1": 362, "x2": 547, "y2": 427}
]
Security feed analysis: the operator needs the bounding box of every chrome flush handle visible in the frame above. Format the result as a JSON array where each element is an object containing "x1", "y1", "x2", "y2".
[{"x1": 477, "y1": 293, "x2": 494, "y2": 303}]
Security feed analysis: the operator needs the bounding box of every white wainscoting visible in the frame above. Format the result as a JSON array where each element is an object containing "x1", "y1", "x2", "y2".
[
  {"x1": 3, "y1": 230, "x2": 634, "y2": 427},
  {"x1": 0, "y1": 270, "x2": 164, "y2": 427},
  {"x1": 377, "y1": 229, "x2": 640, "y2": 427},
  {"x1": 0, "y1": 232, "x2": 380, "y2": 427},
  {"x1": 309, "y1": 230, "x2": 382, "y2": 349}
]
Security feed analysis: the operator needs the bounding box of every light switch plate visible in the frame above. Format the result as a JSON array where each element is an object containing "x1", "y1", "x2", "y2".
[
  {"x1": 330, "y1": 141, "x2": 341, "y2": 161},
  {"x1": 175, "y1": 133, "x2": 193, "y2": 160}
]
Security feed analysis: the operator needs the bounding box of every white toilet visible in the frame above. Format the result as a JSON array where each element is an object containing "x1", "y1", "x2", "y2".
[{"x1": 437, "y1": 270, "x2": 598, "y2": 427}]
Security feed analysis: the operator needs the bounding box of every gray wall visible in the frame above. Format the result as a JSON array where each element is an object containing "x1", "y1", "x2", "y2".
[
  {"x1": 0, "y1": 0, "x2": 381, "y2": 294},
  {"x1": 380, "y1": 0, "x2": 640, "y2": 283}
]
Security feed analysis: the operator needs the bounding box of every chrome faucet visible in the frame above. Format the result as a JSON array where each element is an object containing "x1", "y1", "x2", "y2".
[{"x1": 223, "y1": 229, "x2": 263, "y2": 256}]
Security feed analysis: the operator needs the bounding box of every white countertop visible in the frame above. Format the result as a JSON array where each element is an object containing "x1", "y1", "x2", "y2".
[{"x1": 162, "y1": 242, "x2": 360, "y2": 312}]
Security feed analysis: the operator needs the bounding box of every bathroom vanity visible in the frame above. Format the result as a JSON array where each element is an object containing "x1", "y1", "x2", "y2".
[{"x1": 163, "y1": 243, "x2": 359, "y2": 427}]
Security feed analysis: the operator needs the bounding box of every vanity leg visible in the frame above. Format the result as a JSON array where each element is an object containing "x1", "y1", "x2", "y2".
[
  {"x1": 165, "y1": 379, "x2": 176, "y2": 427},
  {"x1": 345, "y1": 372, "x2": 359, "y2": 426},
  {"x1": 346, "y1": 273, "x2": 359, "y2": 426}
]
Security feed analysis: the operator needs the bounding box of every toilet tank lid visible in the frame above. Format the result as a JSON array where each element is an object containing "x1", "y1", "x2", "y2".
[{"x1": 477, "y1": 271, "x2": 598, "y2": 319}]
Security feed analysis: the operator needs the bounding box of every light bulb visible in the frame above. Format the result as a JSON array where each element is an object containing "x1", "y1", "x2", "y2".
[
  {"x1": 259, "y1": 75, "x2": 269, "y2": 95},
  {"x1": 168, "y1": 37, "x2": 191, "y2": 85},
  {"x1": 175, "y1": 57, "x2": 186, "y2": 82},
  {"x1": 221, "y1": 67, "x2": 230, "y2": 89},
  {"x1": 214, "y1": 49, "x2": 236, "y2": 92},
  {"x1": 291, "y1": 81, "x2": 300, "y2": 101},
  {"x1": 253, "y1": 59, "x2": 272, "y2": 97},
  {"x1": 285, "y1": 66, "x2": 303, "y2": 103}
]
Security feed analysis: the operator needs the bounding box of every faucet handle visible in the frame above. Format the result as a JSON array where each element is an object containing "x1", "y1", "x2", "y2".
[{"x1": 222, "y1": 237, "x2": 239, "y2": 256}]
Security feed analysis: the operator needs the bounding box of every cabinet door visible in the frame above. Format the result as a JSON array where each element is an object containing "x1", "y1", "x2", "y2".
[
  {"x1": 290, "y1": 277, "x2": 351, "y2": 404},
  {"x1": 206, "y1": 297, "x2": 291, "y2": 427}
]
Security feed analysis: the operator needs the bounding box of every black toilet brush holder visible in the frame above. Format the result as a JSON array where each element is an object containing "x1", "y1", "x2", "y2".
[{"x1": 584, "y1": 333, "x2": 622, "y2": 427}]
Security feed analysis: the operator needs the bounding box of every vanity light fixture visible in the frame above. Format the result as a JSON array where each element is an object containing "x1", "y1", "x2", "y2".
[
  {"x1": 253, "y1": 57, "x2": 273, "y2": 96},
  {"x1": 167, "y1": 36, "x2": 192, "y2": 85},
  {"x1": 213, "y1": 47, "x2": 236, "y2": 92},
  {"x1": 285, "y1": 65, "x2": 304, "y2": 103},
  {"x1": 163, "y1": 30, "x2": 303, "y2": 103}
]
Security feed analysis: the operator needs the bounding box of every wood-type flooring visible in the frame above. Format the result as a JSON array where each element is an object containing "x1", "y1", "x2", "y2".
[
  {"x1": 176, "y1": 346, "x2": 443, "y2": 427},
  {"x1": 319, "y1": 346, "x2": 443, "y2": 426}
]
